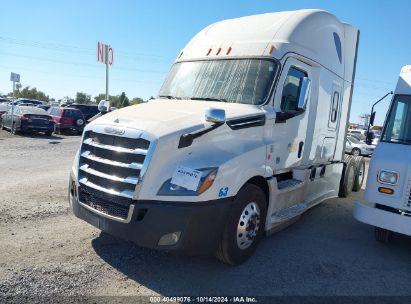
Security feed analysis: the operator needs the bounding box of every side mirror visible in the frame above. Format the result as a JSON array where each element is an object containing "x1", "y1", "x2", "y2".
[
  {"x1": 98, "y1": 99, "x2": 110, "y2": 113},
  {"x1": 369, "y1": 111, "x2": 376, "y2": 126},
  {"x1": 205, "y1": 108, "x2": 226, "y2": 124},
  {"x1": 297, "y1": 77, "x2": 311, "y2": 111}
]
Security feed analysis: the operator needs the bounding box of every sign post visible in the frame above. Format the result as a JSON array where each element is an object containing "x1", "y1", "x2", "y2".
[
  {"x1": 10, "y1": 72, "x2": 20, "y2": 135},
  {"x1": 97, "y1": 42, "x2": 114, "y2": 101}
]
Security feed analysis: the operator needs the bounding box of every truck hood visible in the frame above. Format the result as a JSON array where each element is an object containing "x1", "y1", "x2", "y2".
[{"x1": 89, "y1": 99, "x2": 265, "y2": 137}]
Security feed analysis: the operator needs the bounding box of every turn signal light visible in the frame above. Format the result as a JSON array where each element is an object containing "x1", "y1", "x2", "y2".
[
  {"x1": 378, "y1": 187, "x2": 394, "y2": 195},
  {"x1": 198, "y1": 171, "x2": 217, "y2": 194}
]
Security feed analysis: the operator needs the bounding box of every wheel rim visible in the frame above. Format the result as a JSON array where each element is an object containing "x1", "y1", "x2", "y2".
[
  {"x1": 236, "y1": 202, "x2": 261, "y2": 250},
  {"x1": 358, "y1": 162, "x2": 365, "y2": 184}
]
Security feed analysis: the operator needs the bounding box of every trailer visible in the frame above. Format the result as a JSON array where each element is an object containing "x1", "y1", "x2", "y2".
[
  {"x1": 69, "y1": 9, "x2": 361, "y2": 264},
  {"x1": 354, "y1": 65, "x2": 411, "y2": 241}
]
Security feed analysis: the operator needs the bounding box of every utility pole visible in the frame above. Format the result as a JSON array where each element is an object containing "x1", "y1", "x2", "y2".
[
  {"x1": 105, "y1": 44, "x2": 109, "y2": 101},
  {"x1": 10, "y1": 72, "x2": 20, "y2": 135}
]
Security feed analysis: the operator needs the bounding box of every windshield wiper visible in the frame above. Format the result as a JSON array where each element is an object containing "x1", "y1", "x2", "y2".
[
  {"x1": 158, "y1": 95, "x2": 181, "y2": 100},
  {"x1": 189, "y1": 97, "x2": 228, "y2": 103}
]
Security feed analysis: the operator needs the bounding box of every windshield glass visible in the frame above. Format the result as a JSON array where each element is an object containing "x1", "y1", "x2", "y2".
[
  {"x1": 348, "y1": 136, "x2": 360, "y2": 144},
  {"x1": 159, "y1": 59, "x2": 278, "y2": 105},
  {"x1": 382, "y1": 95, "x2": 411, "y2": 145}
]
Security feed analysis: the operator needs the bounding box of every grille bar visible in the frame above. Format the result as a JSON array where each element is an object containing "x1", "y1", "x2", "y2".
[
  {"x1": 405, "y1": 180, "x2": 411, "y2": 208},
  {"x1": 80, "y1": 164, "x2": 138, "y2": 185},
  {"x1": 81, "y1": 151, "x2": 142, "y2": 170},
  {"x1": 83, "y1": 138, "x2": 148, "y2": 155},
  {"x1": 79, "y1": 177, "x2": 134, "y2": 199}
]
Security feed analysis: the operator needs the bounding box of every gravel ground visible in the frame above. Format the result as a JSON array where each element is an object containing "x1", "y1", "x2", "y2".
[{"x1": 1, "y1": 129, "x2": 411, "y2": 300}]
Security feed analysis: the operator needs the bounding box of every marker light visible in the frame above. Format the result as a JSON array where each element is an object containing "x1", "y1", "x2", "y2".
[
  {"x1": 378, "y1": 187, "x2": 394, "y2": 195},
  {"x1": 226, "y1": 47, "x2": 232, "y2": 55},
  {"x1": 206, "y1": 48, "x2": 212, "y2": 56},
  {"x1": 378, "y1": 170, "x2": 399, "y2": 185},
  {"x1": 216, "y1": 48, "x2": 222, "y2": 55},
  {"x1": 269, "y1": 45, "x2": 275, "y2": 54}
]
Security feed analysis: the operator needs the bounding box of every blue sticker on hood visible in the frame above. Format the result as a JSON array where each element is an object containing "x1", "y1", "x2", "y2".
[{"x1": 219, "y1": 187, "x2": 229, "y2": 197}]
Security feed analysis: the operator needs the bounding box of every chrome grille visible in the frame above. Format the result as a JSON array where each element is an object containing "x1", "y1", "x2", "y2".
[{"x1": 78, "y1": 129, "x2": 151, "y2": 218}]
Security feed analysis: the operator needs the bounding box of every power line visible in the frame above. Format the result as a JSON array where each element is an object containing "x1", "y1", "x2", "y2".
[
  {"x1": 0, "y1": 64, "x2": 163, "y2": 84},
  {"x1": 0, "y1": 36, "x2": 172, "y2": 62},
  {"x1": 0, "y1": 52, "x2": 168, "y2": 74}
]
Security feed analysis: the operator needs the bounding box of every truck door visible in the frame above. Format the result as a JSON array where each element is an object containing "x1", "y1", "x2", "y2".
[{"x1": 270, "y1": 57, "x2": 314, "y2": 170}]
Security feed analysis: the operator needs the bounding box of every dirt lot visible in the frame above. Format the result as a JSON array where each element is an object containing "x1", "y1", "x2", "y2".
[{"x1": 1, "y1": 129, "x2": 411, "y2": 299}]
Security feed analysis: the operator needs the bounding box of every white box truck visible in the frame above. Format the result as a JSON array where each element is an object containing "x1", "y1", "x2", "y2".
[
  {"x1": 354, "y1": 65, "x2": 411, "y2": 242},
  {"x1": 69, "y1": 9, "x2": 360, "y2": 264}
]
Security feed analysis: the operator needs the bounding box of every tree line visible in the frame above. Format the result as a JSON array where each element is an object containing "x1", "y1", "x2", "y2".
[{"x1": 7, "y1": 84, "x2": 148, "y2": 108}]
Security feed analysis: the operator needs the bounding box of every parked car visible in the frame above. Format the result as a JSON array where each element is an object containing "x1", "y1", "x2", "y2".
[
  {"x1": 15, "y1": 99, "x2": 44, "y2": 106},
  {"x1": 37, "y1": 105, "x2": 51, "y2": 111},
  {"x1": 48, "y1": 107, "x2": 85, "y2": 134},
  {"x1": 0, "y1": 104, "x2": 10, "y2": 123},
  {"x1": 345, "y1": 136, "x2": 375, "y2": 156},
  {"x1": 0, "y1": 98, "x2": 10, "y2": 104},
  {"x1": 69, "y1": 104, "x2": 99, "y2": 122},
  {"x1": 1, "y1": 106, "x2": 54, "y2": 135}
]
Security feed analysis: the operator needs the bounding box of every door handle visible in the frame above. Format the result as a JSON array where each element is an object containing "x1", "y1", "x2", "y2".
[{"x1": 298, "y1": 141, "x2": 304, "y2": 158}]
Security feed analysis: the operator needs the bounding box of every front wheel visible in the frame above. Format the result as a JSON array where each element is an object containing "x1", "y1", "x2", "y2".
[{"x1": 216, "y1": 183, "x2": 267, "y2": 265}]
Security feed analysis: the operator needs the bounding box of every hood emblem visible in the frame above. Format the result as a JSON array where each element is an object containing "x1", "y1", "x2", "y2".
[{"x1": 104, "y1": 126, "x2": 125, "y2": 135}]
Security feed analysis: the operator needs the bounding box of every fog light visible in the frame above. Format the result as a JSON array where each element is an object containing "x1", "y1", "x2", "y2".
[{"x1": 158, "y1": 232, "x2": 181, "y2": 246}]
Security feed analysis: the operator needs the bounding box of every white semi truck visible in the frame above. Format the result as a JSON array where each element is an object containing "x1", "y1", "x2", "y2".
[
  {"x1": 354, "y1": 65, "x2": 411, "y2": 242},
  {"x1": 69, "y1": 9, "x2": 361, "y2": 264}
]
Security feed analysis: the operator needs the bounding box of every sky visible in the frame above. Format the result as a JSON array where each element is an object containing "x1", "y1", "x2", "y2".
[{"x1": 1, "y1": 0, "x2": 410, "y2": 125}]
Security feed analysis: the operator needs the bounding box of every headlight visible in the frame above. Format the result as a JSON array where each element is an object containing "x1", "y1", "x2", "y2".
[
  {"x1": 158, "y1": 167, "x2": 218, "y2": 196},
  {"x1": 378, "y1": 170, "x2": 399, "y2": 185}
]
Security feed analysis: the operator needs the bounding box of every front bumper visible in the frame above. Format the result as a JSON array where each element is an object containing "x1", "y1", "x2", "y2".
[
  {"x1": 353, "y1": 202, "x2": 411, "y2": 236},
  {"x1": 69, "y1": 176, "x2": 234, "y2": 256}
]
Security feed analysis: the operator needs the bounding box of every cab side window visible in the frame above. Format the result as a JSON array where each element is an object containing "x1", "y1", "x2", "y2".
[{"x1": 281, "y1": 67, "x2": 307, "y2": 112}]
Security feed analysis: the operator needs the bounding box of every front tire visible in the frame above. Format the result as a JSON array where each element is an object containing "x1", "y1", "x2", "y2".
[
  {"x1": 374, "y1": 227, "x2": 393, "y2": 243},
  {"x1": 216, "y1": 183, "x2": 267, "y2": 265}
]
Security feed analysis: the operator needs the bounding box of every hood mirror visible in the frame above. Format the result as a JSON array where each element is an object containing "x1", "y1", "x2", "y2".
[
  {"x1": 297, "y1": 77, "x2": 311, "y2": 111},
  {"x1": 98, "y1": 99, "x2": 111, "y2": 113},
  {"x1": 205, "y1": 108, "x2": 226, "y2": 124}
]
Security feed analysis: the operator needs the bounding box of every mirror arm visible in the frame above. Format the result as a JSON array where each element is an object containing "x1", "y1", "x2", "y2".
[{"x1": 178, "y1": 121, "x2": 224, "y2": 149}]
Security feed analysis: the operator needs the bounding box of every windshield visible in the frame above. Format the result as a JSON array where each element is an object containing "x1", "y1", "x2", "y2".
[
  {"x1": 159, "y1": 59, "x2": 278, "y2": 105},
  {"x1": 382, "y1": 95, "x2": 411, "y2": 145},
  {"x1": 348, "y1": 136, "x2": 360, "y2": 144}
]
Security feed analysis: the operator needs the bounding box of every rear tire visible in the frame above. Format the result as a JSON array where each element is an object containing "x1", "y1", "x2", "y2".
[
  {"x1": 339, "y1": 155, "x2": 356, "y2": 198},
  {"x1": 374, "y1": 227, "x2": 393, "y2": 243},
  {"x1": 216, "y1": 183, "x2": 267, "y2": 265},
  {"x1": 352, "y1": 156, "x2": 366, "y2": 192}
]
